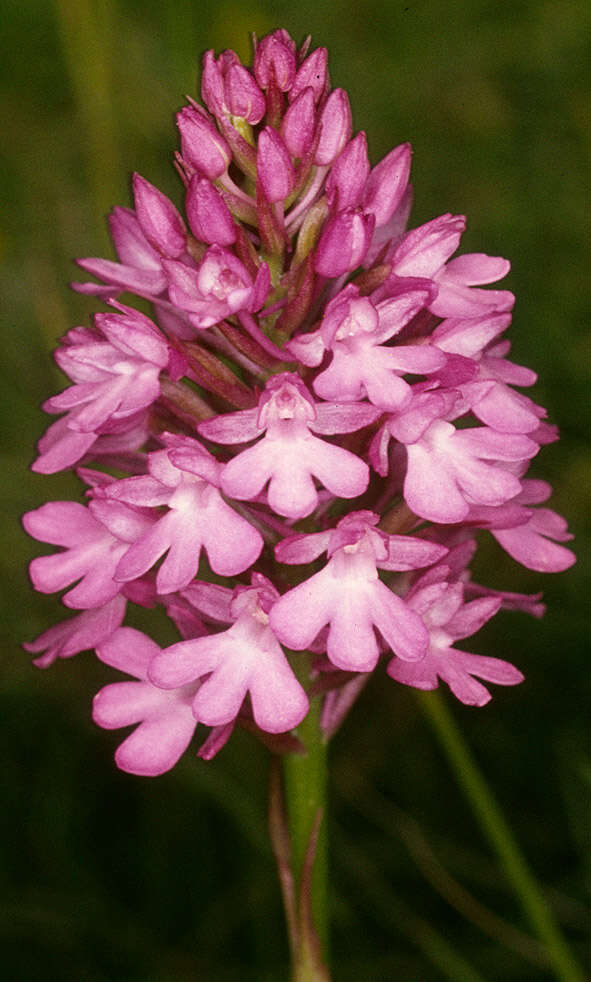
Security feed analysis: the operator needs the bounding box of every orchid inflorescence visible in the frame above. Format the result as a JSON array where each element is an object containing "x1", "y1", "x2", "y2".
[{"x1": 24, "y1": 29, "x2": 574, "y2": 777}]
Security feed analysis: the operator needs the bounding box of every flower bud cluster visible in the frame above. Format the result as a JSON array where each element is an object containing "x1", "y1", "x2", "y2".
[{"x1": 24, "y1": 30, "x2": 574, "y2": 775}]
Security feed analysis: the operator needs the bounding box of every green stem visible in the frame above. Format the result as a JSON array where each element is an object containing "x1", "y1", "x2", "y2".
[
  {"x1": 281, "y1": 666, "x2": 330, "y2": 981},
  {"x1": 418, "y1": 690, "x2": 585, "y2": 982}
]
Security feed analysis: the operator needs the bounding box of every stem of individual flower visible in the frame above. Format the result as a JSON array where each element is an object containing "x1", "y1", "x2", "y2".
[{"x1": 279, "y1": 655, "x2": 330, "y2": 981}]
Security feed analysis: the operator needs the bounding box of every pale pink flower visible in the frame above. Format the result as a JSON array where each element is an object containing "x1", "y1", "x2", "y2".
[
  {"x1": 388, "y1": 582, "x2": 524, "y2": 706},
  {"x1": 149, "y1": 575, "x2": 309, "y2": 733},
  {"x1": 24, "y1": 498, "x2": 154, "y2": 609},
  {"x1": 93, "y1": 627, "x2": 199, "y2": 776},
  {"x1": 270, "y1": 511, "x2": 447, "y2": 672},
  {"x1": 104, "y1": 433, "x2": 264, "y2": 592},
  {"x1": 199, "y1": 373, "x2": 380, "y2": 518}
]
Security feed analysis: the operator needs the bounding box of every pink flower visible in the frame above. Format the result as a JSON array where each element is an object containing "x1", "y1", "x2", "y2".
[
  {"x1": 432, "y1": 315, "x2": 546, "y2": 434},
  {"x1": 93, "y1": 627, "x2": 199, "y2": 776},
  {"x1": 383, "y1": 214, "x2": 514, "y2": 317},
  {"x1": 471, "y1": 480, "x2": 576, "y2": 572},
  {"x1": 24, "y1": 499, "x2": 154, "y2": 609},
  {"x1": 24, "y1": 28, "x2": 575, "y2": 776},
  {"x1": 388, "y1": 582, "x2": 524, "y2": 705},
  {"x1": 292, "y1": 283, "x2": 444, "y2": 410},
  {"x1": 149, "y1": 575, "x2": 308, "y2": 733},
  {"x1": 199, "y1": 373, "x2": 380, "y2": 518},
  {"x1": 376, "y1": 394, "x2": 539, "y2": 523},
  {"x1": 23, "y1": 595, "x2": 127, "y2": 668},
  {"x1": 270, "y1": 511, "x2": 448, "y2": 672},
  {"x1": 41, "y1": 308, "x2": 169, "y2": 434},
  {"x1": 104, "y1": 433, "x2": 264, "y2": 592},
  {"x1": 75, "y1": 206, "x2": 168, "y2": 297},
  {"x1": 164, "y1": 245, "x2": 270, "y2": 329}
]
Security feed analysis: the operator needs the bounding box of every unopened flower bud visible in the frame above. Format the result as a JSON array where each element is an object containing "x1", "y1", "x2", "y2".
[
  {"x1": 200, "y1": 49, "x2": 226, "y2": 117},
  {"x1": 257, "y1": 127, "x2": 295, "y2": 203},
  {"x1": 254, "y1": 29, "x2": 296, "y2": 91},
  {"x1": 185, "y1": 176, "x2": 236, "y2": 246},
  {"x1": 176, "y1": 105, "x2": 231, "y2": 178},
  {"x1": 132, "y1": 173, "x2": 187, "y2": 258},
  {"x1": 325, "y1": 132, "x2": 370, "y2": 210},
  {"x1": 290, "y1": 47, "x2": 329, "y2": 104},
  {"x1": 315, "y1": 88, "x2": 352, "y2": 165},
  {"x1": 362, "y1": 142, "x2": 412, "y2": 227},
  {"x1": 226, "y1": 62, "x2": 266, "y2": 124},
  {"x1": 280, "y1": 87, "x2": 316, "y2": 157},
  {"x1": 314, "y1": 208, "x2": 375, "y2": 276}
]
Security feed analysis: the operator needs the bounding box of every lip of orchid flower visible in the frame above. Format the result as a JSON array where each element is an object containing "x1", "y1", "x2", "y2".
[{"x1": 93, "y1": 626, "x2": 201, "y2": 776}]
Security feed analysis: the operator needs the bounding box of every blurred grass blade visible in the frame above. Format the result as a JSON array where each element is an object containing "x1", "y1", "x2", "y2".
[
  {"x1": 53, "y1": 0, "x2": 120, "y2": 237},
  {"x1": 418, "y1": 690, "x2": 585, "y2": 982}
]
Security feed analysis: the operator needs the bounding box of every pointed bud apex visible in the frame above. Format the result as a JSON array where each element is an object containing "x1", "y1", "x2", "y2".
[
  {"x1": 314, "y1": 208, "x2": 375, "y2": 276},
  {"x1": 315, "y1": 88, "x2": 352, "y2": 165},
  {"x1": 362, "y1": 142, "x2": 412, "y2": 227},
  {"x1": 132, "y1": 173, "x2": 187, "y2": 258},
  {"x1": 290, "y1": 47, "x2": 329, "y2": 103},
  {"x1": 176, "y1": 106, "x2": 231, "y2": 178},
  {"x1": 200, "y1": 49, "x2": 226, "y2": 117},
  {"x1": 326, "y1": 132, "x2": 370, "y2": 210},
  {"x1": 280, "y1": 87, "x2": 316, "y2": 157},
  {"x1": 186, "y1": 176, "x2": 236, "y2": 246},
  {"x1": 257, "y1": 127, "x2": 295, "y2": 203},
  {"x1": 254, "y1": 30, "x2": 296, "y2": 91}
]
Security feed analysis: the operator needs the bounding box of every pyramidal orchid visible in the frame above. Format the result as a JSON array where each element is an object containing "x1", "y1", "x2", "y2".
[{"x1": 24, "y1": 29, "x2": 575, "y2": 979}]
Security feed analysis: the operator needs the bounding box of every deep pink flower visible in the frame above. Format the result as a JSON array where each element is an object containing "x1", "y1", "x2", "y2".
[
  {"x1": 199, "y1": 373, "x2": 380, "y2": 518},
  {"x1": 42, "y1": 309, "x2": 168, "y2": 434},
  {"x1": 375, "y1": 394, "x2": 539, "y2": 523},
  {"x1": 76, "y1": 206, "x2": 168, "y2": 297},
  {"x1": 383, "y1": 214, "x2": 514, "y2": 317}
]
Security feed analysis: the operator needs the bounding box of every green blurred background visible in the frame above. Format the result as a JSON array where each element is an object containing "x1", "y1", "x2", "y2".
[{"x1": 2, "y1": 0, "x2": 590, "y2": 978}]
